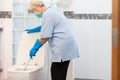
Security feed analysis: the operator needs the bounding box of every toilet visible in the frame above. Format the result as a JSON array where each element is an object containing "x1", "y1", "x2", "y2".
[{"x1": 8, "y1": 32, "x2": 45, "y2": 80}]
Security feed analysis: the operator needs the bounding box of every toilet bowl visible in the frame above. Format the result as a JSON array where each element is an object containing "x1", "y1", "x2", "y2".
[{"x1": 8, "y1": 32, "x2": 45, "y2": 80}]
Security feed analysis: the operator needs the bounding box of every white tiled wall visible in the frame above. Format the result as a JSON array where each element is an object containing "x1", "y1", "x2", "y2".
[
  {"x1": 0, "y1": 0, "x2": 13, "y2": 78},
  {"x1": 0, "y1": 0, "x2": 4, "y2": 11},
  {"x1": 63, "y1": 0, "x2": 112, "y2": 80}
]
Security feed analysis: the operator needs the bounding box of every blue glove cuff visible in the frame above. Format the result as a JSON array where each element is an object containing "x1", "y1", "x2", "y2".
[
  {"x1": 30, "y1": 39, "x2": 43, "y2": 59},
  {"x1": 33, "y1": 39, "x2": 43, "y2": 50}
]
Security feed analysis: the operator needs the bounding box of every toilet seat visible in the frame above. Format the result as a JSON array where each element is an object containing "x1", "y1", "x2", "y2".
[{"x1": 8, "y1": 65, "x2": 43, "y2": 73}]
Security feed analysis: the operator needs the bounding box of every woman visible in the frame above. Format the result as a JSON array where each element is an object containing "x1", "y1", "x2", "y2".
[{"x1": 27, "y1": 0, "x2": 79, "y2": 80}]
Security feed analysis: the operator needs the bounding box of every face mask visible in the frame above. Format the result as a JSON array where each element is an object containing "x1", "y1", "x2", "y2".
[{"x1": 34, "y1": 12, "x2": 42, "y2": 18}]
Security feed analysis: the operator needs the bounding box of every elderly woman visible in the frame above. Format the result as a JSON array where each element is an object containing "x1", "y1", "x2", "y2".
[{"x1": 27, "y1": 0, "x2": 79, "y2": 80}]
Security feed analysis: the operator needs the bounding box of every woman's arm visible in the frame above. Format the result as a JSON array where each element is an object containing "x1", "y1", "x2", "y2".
[{"x1": 40, "y1": 38, "x2": 49, "y2": 44}]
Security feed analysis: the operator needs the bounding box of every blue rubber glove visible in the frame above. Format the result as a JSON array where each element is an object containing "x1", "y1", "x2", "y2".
[
  {"x1": 25, "y1": 25, "x2": 41, "y2": 33},
  {"x1": 29, "y1": 39, "x2": 43, "y2": 59}
]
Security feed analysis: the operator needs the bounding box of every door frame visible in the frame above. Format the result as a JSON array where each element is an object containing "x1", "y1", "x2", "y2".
[{"x1": 112, "y1": 0, "x2": 120, "y2": 79}]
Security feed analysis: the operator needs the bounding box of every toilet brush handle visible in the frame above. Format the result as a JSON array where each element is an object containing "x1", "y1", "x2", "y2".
[{"x1": 24, "y1": 58, "x2": 31, "y2": 70}]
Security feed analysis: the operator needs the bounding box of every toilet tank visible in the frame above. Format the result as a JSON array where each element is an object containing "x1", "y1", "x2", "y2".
[{"x1": 15, "y1": 32, "x2": 45, "y2": 68}]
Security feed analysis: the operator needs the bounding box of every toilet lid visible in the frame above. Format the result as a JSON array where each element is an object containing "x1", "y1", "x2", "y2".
[{"x1": 16, "y1": 32, "x2": 45, "y2": 67}]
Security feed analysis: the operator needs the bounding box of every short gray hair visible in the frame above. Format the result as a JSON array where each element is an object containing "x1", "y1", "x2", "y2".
[{"x1": 28, "y1": 0, "x2": 45, "y2": 13}]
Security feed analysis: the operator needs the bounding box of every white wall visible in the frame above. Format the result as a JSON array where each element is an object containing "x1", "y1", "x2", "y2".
[
  {"x1": 73, "y1": 20, "x2": 112, "y2": 80},
  {"x1": 0, "y1": 0, "x2": 4, "y2": 11},
  {"x1": 63, "y1": 0, "x2": 112, "y2": 80},
  {"x1": 0, "y1": 0, "x2": 13, "y2": 78}
]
